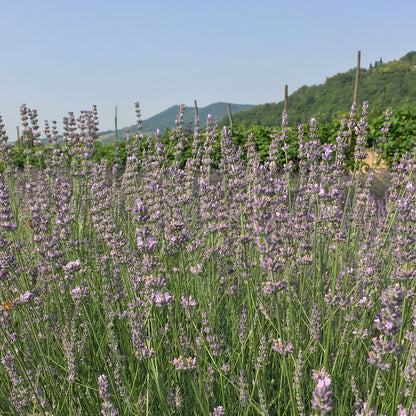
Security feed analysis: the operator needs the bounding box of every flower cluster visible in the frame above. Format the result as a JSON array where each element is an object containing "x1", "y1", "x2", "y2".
[
  {"x1": 170, "y1": 355, "x2": 197, "y2": 371},
  {"x1": 311, "y1": 368, "x2": 333, "y2": 415}
]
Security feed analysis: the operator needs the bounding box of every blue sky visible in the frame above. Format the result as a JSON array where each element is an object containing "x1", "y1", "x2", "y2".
[{"x1": 1, "y1": 0, "x2": 415, "y2": 136}]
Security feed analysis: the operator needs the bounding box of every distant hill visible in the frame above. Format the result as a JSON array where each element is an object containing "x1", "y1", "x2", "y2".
[
  {"x1": 221, "y1": 51, "x2": 416, "y2": 128},
  {"x1": 98, "y1": 102, "x2": 254, "y2": 143}
]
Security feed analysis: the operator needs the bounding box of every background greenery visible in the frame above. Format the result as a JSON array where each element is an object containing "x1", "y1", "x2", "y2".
[
  {"x1": 7, "y1": 107, "x2": 416, "y2": 173},
  {"x1": 218, "y1": 51, "x2": 416, "y2": 127}
]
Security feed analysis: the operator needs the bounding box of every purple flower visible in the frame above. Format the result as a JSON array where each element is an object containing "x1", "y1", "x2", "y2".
[
  {"x1": 63, "y1": 259, "x2": 81, "y2": 272},
  {"x1": 311, "y1": 368, "x2": 333, "y2": 415},
  {"x1": 180, "y1": 294, "x2": 197, "y2": 309},
  {"x1": 171, "y1": 356, "x2": 197, "y2": 371},
  {"x1": 212, "y1": 405, "x2": 225, "y2": 416},
  {"x1": 134, "y1": 344, "x2": 155, "y2": 360},
  {"x1": 397, "y1": 404, "x2": 408, "y2": 416},
  {"x1": 151, "y1": 290, "x2": 174, "y2": 307},
  {"x1": 262, "y1": 280, "x2": 287, "y2": 295},
  {"x1": 98, "y1": 374, "x2": 118, "y2": 416},
  {"x1": 12, "y1": 291, "x2": 34, "y2": 306},
  {"x1": 190, "y1": 264, "x2": 203, "y2": 274},
  {"x1": 309, "y1": 303, "x2": 322, "y2": 352},
  {"x1": 70, "y1": 281, "x2": 90, "y2": 305},
  {"x1": 0, "y1": 175, "x2": 17, "y2": 232},
  {"x1": 221, "y1": 363, "x2": 230, "y2": 373},
  {"x1": 367, "y1": 335, "x2": 398, "y2": 370},
  {"x1": 238, "y1": 370, "x2": 249, "y2": 407},
  {"x1": 271, "y1": 338, "x2": 294, "y2": 355},
  {"x1": 239, "y1": 309, "x2": 248, "y2": 345},
  {"x1": 136, "y1": 234, "x2": 157, "y2": 253},
  {"x1": 368, "y1": 284, "x2": 404, "y2": 370},
  {"x1": 143, "y1": 273, "x2": 166, "y2": 288},
  {"x1": 254, "y1": 335, "x2": 268, "y2": 369}
]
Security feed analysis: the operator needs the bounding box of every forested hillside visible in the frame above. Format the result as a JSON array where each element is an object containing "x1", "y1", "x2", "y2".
[{"x1": 222, "y1": 51, "x2": 416, "y2": 127}]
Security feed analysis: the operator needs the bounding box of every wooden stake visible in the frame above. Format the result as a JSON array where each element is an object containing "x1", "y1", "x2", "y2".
[
  {"x1": 284, "y1": 84, "x2": 288, "y2": 113},
  {"x1": 349, "y1": 51, "x2": 361, "y2": 149},
  {"x1": 227, "y1": 104, "x2": 233, "y2": 129},
  {"x1": 114, "y1": 106, "x2": 118, "y2": 143},
  {"x1": 16, "y1": 126, "x2": 20, "y2": 149},
  {"x1": 353, "y1": 50, "x2": 361, "y2": 106},
  {"x1": 194, "y1": 100, "x2": 198, "y2": 117}
]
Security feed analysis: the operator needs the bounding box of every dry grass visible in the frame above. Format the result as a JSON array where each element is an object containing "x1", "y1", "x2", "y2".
[{"x1": 362, "y1": 148, "x2": 388, "y2": 171}]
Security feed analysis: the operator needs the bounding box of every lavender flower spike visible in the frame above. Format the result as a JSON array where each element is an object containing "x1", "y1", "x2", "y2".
[
  {"x1": 98, "y1": 374, "x2": 118, "y2": 416},
  {"x1": 311, "y1": 368, "x2": 333, "y2": 415}
]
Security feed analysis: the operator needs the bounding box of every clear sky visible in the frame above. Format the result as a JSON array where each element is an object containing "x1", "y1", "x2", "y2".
[{"x1": 1, "y1": 0, "x2": 415, "y2": 137}]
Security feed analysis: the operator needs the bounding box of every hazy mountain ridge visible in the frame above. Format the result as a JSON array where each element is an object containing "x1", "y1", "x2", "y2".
[{"x1": 98, "y1": 102, "x2": 254, "y2": 143}]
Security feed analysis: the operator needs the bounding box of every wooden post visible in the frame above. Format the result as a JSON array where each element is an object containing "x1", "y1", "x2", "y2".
[
  {"x1": 194, "y1": 100, "x2": 198, "y2": 117},
  {"x1": 17, "y1": 126, "x2": 20, "y2": 149},
  {"x1": 349, "y1": 51, "x2": 361, "y2": 149},
  {"x1": 353, "y1": 50, "x2": 361, "y2": 106},
  {"x1": 284, "y1": 84, "x2": 288, "y2": 113},
  {"x1": 114, "y1": 106, "x2": 118, "y2": 143},
  {"x1": 227, "y1": 104, "x2": 233, "y2": 129}
]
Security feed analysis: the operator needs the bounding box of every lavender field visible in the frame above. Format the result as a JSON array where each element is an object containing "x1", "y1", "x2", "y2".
[{"x1": 0, "y1": 102, "x2": 415, "y2": 415}]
